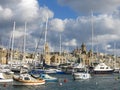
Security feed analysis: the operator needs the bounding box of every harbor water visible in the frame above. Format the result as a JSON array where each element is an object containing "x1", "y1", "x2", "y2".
[{"x1": 0, "y1": 73, "x2": 120, "y2": 90}]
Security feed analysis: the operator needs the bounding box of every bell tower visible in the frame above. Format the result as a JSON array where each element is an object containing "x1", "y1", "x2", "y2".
[
  {"x1": 81, "y1": 43, "x2": 86, "y2": 54},
  {"x1": 44, "y1": 42, "x2": 49, "y2": 54}
]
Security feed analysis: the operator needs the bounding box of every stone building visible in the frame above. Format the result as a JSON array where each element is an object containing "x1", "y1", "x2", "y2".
[
  {"x1": 72, "y1": 43, "x2": 96, "y2": 66},
  {"x1": 50, "y1": 53, "x2": 66, "y2": 66},
  {"x1": 44, "y1": 43, "x2": 51, "y2": 65},
  {"x1": 81, "y1": 43, "x2": 87, "y2": 54},
  {"x1": 0, "y1": 47, "x2": 7, "y2": 64},
  {"x1": 44, "y1": 43, "x2": 67, "y2": 65}
]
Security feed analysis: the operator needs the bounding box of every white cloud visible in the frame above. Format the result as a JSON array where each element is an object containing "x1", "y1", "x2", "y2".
[
  {"x1": 49, "y1": 18, "x2": 65, "y2": 32},
  {"x1": 58, "y1": 0, "x2": 120, "y2": 14},
  {"x1": 14, "y1": 30, "x2": 24, "y2": 38},
  {"x1": 0, "y1": 6, "x2": 13, "y2": 19},
  {"x1": 39, "y1": 7, "x2": 54, "y2": 22},
  {"x1": 63, "y1": 39, "x2": 77, "y2": 46},
  {"x1": 16, "y1": 0, "x2": 39, "y2": 21},
  {"x1": 0, "y1": 0, "x2": 120, "y2": 55}
]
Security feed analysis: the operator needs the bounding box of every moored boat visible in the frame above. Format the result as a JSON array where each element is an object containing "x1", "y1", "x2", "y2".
[
  {"x1": 13, "y1": 73, "x2": 45, "y2": 85},
  {"x1": 29, "y1": 69, "x2": 44, "y2": 75},
  {"x1": 114, "y1": 68, "x2": 120, "y2": 73},
  {"x1": 55, "y1": 68, "x2": 65, "y2": 74},
  {"x1": 93, "y1": 63, "x2": 114, "y2": 74},
  {"x1": 73, "y1": 72, "x2": 91, "y2": 80},
  {"x1": 32, "y1": 73, "x2": 58, "y2": 82},
  {"x1": 44, "y1": 68, "x2": 57, "y2": 74}
]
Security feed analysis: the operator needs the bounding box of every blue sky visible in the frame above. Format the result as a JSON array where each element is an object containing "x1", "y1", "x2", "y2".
[
  {"x1": 0, "y1": 0, "x2": 120, "y2": 55},
  {"x1": 38, "y1": 0, "x2": 78, "y2": 19}
]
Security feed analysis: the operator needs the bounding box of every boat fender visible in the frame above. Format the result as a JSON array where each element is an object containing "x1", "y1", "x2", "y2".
[
  {"x1": 64, "y1": 79, "x2": 67, "y2": 83},
  {"x1": 59, "y1": 82, "x2": 62, "y2": 86},
  {"x1": 3, "y1": 83, "x2": 7, "y2": 87}
]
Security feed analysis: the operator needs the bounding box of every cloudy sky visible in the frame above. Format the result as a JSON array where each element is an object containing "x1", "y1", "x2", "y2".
[{"x1": 0, "y1": 0, "x2": 120, "y2": 56}]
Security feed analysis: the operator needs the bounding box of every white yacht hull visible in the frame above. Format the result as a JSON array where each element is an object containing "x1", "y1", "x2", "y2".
[{"x1": 73, "y1": 72, "x2": 91, "y2": 80}]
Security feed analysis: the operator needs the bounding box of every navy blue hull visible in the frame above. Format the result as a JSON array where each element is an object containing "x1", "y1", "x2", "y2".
[
  {"x1": 56, "y1": 71, "x2": 66, "y2": 74},
  {"x1": 94, "y1": 70, "x2": 114, "y2": 74}
]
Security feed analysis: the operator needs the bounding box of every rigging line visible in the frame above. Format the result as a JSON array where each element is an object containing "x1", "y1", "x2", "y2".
[{"x1": 33, "y1": 27, "x2": 45, "y2": 60}]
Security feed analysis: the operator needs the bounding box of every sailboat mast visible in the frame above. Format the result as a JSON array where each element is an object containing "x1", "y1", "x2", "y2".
[
  {"x1": 114, "y1": 42, "x2": 116, "y2": 68},
  {"x1": 44, "y1": 16, "x2": 48, "y2": 45},
  {"x1": 59, "y1": 34, "x2": 62, "y2": 55},
  {"x1": 91, "y1": 11, "x2": 94, "y2": 60},
  {"x1": 11, "y1": 21, "x2": 16, "y2": 62},
  {"x1": 8, "y1": 30, "x2": 12, "y2": 61},
  {"x1": 44, "y1": 16, "x2": 48, "y2": 55},
  {"x1": 23, "y1": 22, "x2": 27, "y2": 62}
]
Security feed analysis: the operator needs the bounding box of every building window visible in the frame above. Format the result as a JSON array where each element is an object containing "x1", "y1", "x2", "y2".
[{"x1": 57, "y1": 59, "x2": 59, "y2": 63}]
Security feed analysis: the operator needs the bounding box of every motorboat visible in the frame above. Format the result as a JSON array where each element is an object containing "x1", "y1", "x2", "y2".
[
  {"x1": 61, "y1": 66, "x2": 74, "y2": 74},
  {"x1": 29, "y1": 69, "x2": 44, "y2": 75},
  {"x1": 11, "y1": 65, "x2": 21, "y2": 73},
  {"x1": 73, "y1": 72, "x2": 91, "y2": 80},
  {"x1": 13, "y1": 73, "x2": 45, "y2": 85},
  {"x1": 114, "y1": 67, "x2": 120, "y2": 73},
  {"x1": 72, "y1": 66, "x2": 91, "y2": 80},
  {"x1": 93, "y1": 63, "x2": 114, "y2": 74},
  {"x1": 32, "y1": 73, "x2": 58, "y2": 82},
  {"x1": 73, "y1": 63, "x2": 86, "y2": 72},
  {"x1": 44, "y1": 68, "x2": 57, "y2": 74},
  {"x1": 55, "y1": 68, "x2": 65, "y2": 74}
]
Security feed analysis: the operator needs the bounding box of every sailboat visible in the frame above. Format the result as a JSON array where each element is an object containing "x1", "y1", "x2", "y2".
[
  {"x1": 10, "y1": 22, "x2": 27, "y2": 73},
  {"x1": 113, "y1": 43, "x2": 120, "y2": 73},
  {"x1": 0, "y1": 22, "x2": 15, "y2": 83}
]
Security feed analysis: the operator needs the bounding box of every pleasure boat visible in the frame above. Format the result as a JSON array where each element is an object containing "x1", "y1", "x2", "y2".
[
  {"x1": 73, "y1": 63, "x2": 86, "y2": 72},
  {"x1": 13, "y1": 73, "x2": 45, "y2": 85},
  {"x1": 93, "y1": 63, "x2": 114, "y2": 74},
  {"x1": 32, "y1": 73, "x2": 58, "y2": 82},
  {"x1": 29, "y1": 69, "x2": 44, "y2": 75},
  {"x1": 44, "y1": 68, "x2": 57, "y2": 74},
  {"x1": 55, "y1": 68, "x2": 65, "y2": 74},
  {"x1": 72, "y1": 67, "x2": 91, "y2": 80},
  {"x1": 73, "y1": 72, "x2": 91, "y2": 80},
  {"x1": 114, "y1": 67, "x2": 120, "y2": 73}
]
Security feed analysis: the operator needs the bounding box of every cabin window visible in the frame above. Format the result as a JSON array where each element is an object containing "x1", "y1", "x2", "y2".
[
  {"x1": 106, "y1": 67, "x2": 108, "y2": 69},
  {"x1": 100, "y1": 67, "x2": 104, "y2": 69},
  {"x1": 83, "y1": 75, "x2": 85, "y2": 77},
  {"x1": 24, "y1": 77, "x2": 30, "y2": 80}
]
